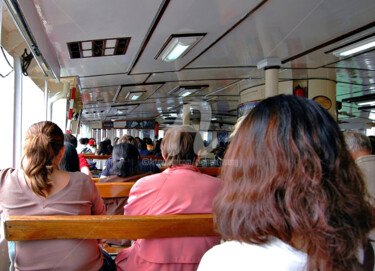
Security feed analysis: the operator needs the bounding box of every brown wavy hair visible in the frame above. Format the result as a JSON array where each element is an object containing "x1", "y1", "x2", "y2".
[
  {"x1": 21, "y1": 121, "x2": 64, "y2": 197},
  {"x1": 215, "y1": 95, "x2": 374, "y2": 270}
]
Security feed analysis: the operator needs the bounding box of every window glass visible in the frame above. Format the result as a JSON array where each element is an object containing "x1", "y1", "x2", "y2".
[
  {"x1": 0, "y1": 49, "x2": 14, "y2": 168},
  {"x1": 22, "y1": 76, "x2": 45, "y2": 150}
]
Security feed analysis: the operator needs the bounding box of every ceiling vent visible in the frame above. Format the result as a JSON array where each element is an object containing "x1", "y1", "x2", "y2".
[{"x1": 67, "y1": 37, "x2": 131, "y2": 59}]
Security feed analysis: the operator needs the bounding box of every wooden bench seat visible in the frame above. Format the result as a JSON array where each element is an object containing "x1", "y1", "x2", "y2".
[{"x1": 4, "y1": 214, "x2": 218, "y2": 241}]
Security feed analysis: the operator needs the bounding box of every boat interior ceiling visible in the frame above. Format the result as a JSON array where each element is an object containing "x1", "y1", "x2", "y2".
[{"x1": 1, "y1": 0, "x2": 375, "y2": 130}]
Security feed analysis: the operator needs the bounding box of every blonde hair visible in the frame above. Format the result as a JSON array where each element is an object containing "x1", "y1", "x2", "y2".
[
  {"x1": 21, "y1": 121, "x2": 64, "y2": 197},
  {"x1": 161, "y1": 125, "x2": 203, "y2": 167}
]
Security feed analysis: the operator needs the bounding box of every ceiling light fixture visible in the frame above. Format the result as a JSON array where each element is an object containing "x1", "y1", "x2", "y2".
[
  {"x1": 67, "y1": 37, "x2": 131, "y2": 59},
  {"x1": 125, "y1": 91, "x2": 146, "y2": 101},
  {"x1": 342, "y1": 93, "x2": 375, "y2": 104},
  {"x1": 156, "y1": 34, "x2": 205, "y2": 62},
  {"x1": 357, "y1": 101, "x2": 375, "y2": 106},
  {"x1": 332, "y1": 36, "x2": 375, "y2": 57},
  {"x1": 168, "y1": 85, "x2": 209, "y2": 97}
]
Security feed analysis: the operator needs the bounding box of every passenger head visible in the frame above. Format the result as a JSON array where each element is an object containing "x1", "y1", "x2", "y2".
[
  {"x1": 369, "y1": 136, "x2": 375, "y2": 155},
  {"x1": 344, "y1": 131, "x2": 372, "y2": 159},
  {"x1": 64, "y1": 133, "x2": 78, "y2": 148},
  {"x1": 161, "y1": 125, "x2": 203, "y2": 167},
  {"x1": 88, "y1": 139, "x2": 95, "y2": 147},
  {"x1": 118, "y1": 135, "x2": 137, "y2": 146},
  {"x1": 97, "y1": 141, "x2": 110, "y2": 155},
  {"x1": 79, "y1": 137, "x2": 89, "y2": 145},
  {"x1": 109, "y1": 143, "x2": 140, "y2": 177},
  {"x1": 21, "y1": 121, "x2": 65, "y2": 197},
  {"x1": 215, "y1": 95, "x2": 373, "y2": 270},
  {"x1": 60, "y1": 142, "x2": 80, "y2": 172}
]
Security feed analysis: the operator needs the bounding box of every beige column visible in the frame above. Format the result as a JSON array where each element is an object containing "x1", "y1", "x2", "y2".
[
  {"x1": 265, "y1": 68, "x2": 279, "y2": 98},
  {"x1": 307, "y1": 80, "x2": 337, "y2": 120},
  {"x1": 183, "y1": 103, "x2": 190, "y2": 125}
]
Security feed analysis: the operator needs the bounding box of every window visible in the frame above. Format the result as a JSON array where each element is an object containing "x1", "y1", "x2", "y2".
[{"x1": 0, "y1": 49, "x2": 14, "y2": 168}]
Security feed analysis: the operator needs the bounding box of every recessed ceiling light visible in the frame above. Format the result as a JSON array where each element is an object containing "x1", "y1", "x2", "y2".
[
  {"x1": 67, "y1": 37, "x2": 130, "y2": 59},
  {"x1": 106, "y1": 39, "x2": 117, "y2": 48},
  {"x1": 82, "y1": 50, "x2": 92, "y2": 57},
  {"x1": 125, "y1": 90, "x2": 146, "y2": 101},
  {"x1": 156, "y1": 34, "x2": 205, "y2": 62},
  {"x1": 168, "y1": 85, "x2": 208, "y2": 97},
  {"x1": 105, "y1": 48, "x2": 115, "y2": 55},
  {"x1": 81, "y1": 41, "x2": 92, "y2": 50}
]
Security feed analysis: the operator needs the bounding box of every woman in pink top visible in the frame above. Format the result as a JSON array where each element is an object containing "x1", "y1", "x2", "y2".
[
  {"x1": 0, "y1": 121, "x2": 115, "y2": 271},
  {"x1": 115, "y1": 125, "x2": 222, "y2": 271}
]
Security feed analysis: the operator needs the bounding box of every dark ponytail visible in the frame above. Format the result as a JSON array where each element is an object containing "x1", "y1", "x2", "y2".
[
  {"x1": 109, "y1": 143, "x2": 140, "y2": 177},
  {"x1": 21, "y1": 121, "x2": 64, "y2": 197}
]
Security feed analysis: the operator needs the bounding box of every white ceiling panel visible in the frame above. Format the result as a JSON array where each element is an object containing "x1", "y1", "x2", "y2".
[
  {"x1": 132, "y1": 0, "x2": 263, "y2": 73},
  {"x1": 79, "y1": 73, "x2": 149, "y2": 89},
  {"x1": 28, "y1": 0, "x2": 163, "y2": 77},
  {"x1": 188, "y1": 0, "x2": 375, "y2": 68}
]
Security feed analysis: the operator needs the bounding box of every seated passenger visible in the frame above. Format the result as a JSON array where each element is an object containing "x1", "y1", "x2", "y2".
[
  {"x1": 99, "y1": 143, "x2": 151, "y2": 246},
  {"x1": 64, "y1": 133, "x2": 93, "y2": 178},
  {"x1": 139, "y1": 138, "x2": 152, "y2": 155},
  {"x1": 60, "y1": 142, "x2": 80, "y2": 172},
  {"x1": 100, "y1": 135, "x2": 160, "y2": 178},
  {"x1": 99, "y1": 143, "x2": 151, "y2": 215},
  {"x1": 0, "y1": 121, "x2": 115, "y2": 271},
  {"x1": 0, "y1": 121, "x2": 115, "y2": 270},
  {"x1": 115, "y1": 125, "x2": 222, "y2": 271},
  {"x1": 78, "y1": 137, "x2": 92, "y2": 154},
  {"x1": 344, "y1": 131, "x2": 375, "y2": 203},
  {"x1": 198, "y1": 95, "x2": 374, "y2": 271},
  {"x1": 96, "y1": 140, "x2": 112, "y2": 170}
]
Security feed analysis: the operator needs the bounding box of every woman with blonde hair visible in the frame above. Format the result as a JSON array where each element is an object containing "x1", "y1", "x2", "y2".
[
  {"x1": 198, "y1": 95, "x2": 374, "y2": 271},
  {"x1": 0, "y1": 121, "x2": 115, "y2": 271}
]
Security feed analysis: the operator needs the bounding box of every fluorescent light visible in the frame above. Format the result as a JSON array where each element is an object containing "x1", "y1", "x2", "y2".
[
  {"x1": 180, "y1": 89, "x2": 193, "y2": 97},
  {"x1": 160, "y1": 35, "x2": 204, "y2": 62},
  {"x1": 82, "y1": 50, "x2": 92, "y2": 57},
  {"x1": 105, "y1": 48, "x2": 115, "y2": 55},
  {"x1": 357, "y1": 101, "x2": 375, "y2": 106},
  {"x1": 333, "y1": 36, "x2": 375, "y2": 57},
  {"x1": 81, "y1": 41, "x2": 92, "y2": 50},
  {"x1": 106, "y1": 39, "x2": 117, "y2": 48},
  {"x1": 125, "y1": 91, "x2": 145, "y2": 101}
]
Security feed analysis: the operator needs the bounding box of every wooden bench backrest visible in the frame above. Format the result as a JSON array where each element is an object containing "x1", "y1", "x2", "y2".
[
  {"x1": 82, "y1": 154, "x2": 164, "y2": 161},
  {"x1": 4, "y1": 214, "x2": 218, "y2": 241},
  {"x1": 82, "y1": 154, "x2": 112, "y2": 160},
  {"x1": 159, "y1": 166, "x2": 221, "y2": 176},
  {"x1": 95, "y1": 182, "x2": 135, "y2": 198},
  {"x1": 93, "y1": 167, "x2": 221, "y2": 197}
]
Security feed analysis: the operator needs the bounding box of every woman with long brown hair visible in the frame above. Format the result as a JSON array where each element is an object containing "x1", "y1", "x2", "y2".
[
  {"x1": 198, "y1": 95, "x2": 374, "y2": 271},
  {"x1": 0, "y1": 121, "x2": 115, "y2": 271}
]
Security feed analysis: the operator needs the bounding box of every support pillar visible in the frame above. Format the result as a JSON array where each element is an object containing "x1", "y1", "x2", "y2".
[
  {"x1": 265, "y1": 67, "x2": 279, "y2": 98},
  {"x1": 183, "y1": 104, "x2": 190, "y2": 125},
  {"x1": 257, "y1": 58, "x2": 281, "y2": 99}
]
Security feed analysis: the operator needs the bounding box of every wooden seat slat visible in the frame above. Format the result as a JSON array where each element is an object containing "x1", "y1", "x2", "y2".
[{"x1": 4, "y1": 214, "x2": 218, "y2": 241}]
